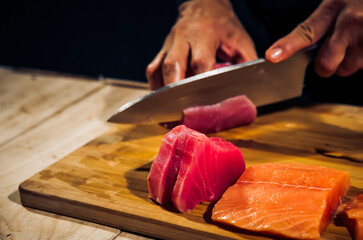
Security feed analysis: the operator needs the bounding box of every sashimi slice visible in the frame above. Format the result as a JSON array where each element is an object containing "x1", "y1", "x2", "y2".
[
  {"x1": 207, "y1": 137, "x2": 246, "y2": 202},
  {"x1": 337, "y1": 194, "x2": 363, "y2": 240},
  {"x1": 212, "y1": 163, "x2": 350, "y2": 239},
  {"x1": 172, "y1": 130, "x2": 211, "y2": 212},
  {"x1": 171, "y1": 134, "x2": 245, "y2": 212},
  {"x1": 147, "y1": 125, "x2": 192, "y2": 204},
  {"x1": 181, "y1": 95, "x2": 257, "y2": 134}
]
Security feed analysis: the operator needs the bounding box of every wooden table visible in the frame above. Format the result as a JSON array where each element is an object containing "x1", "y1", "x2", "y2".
[
  {"x1": 1, "y1": 66, "x2": 362, "y2": 240},
  {"x1": 0, "y1": 67, "x2": 151, "y2": 239}
]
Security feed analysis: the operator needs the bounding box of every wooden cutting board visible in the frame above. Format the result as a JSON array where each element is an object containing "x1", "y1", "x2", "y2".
[{"x1": 19, "y1": 103, "x2": 363, "y2": 240}]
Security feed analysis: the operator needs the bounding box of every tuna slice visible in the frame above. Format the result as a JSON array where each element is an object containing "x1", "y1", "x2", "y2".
[
  {"x1": 148, "y1": 125, "x2": 245, "y2": 212},
  {"x1": 207, "y1": 137, "x2": 246, "y2": 202},
  {"x1": 171, "y1": 130, "x2": 211, "y2": 212},
  {"x1": 181, "y1": 95, "x2": 257, "y2": 134},
  {"x1": 337, "y1": 194, "x2": 363, "y2": 240},
  {"x1": 212, "y1": 163, "x2": 350, "y2": 239},
  {"x1": 147, "y1": 125, "x2": 192, "y2": 204}
]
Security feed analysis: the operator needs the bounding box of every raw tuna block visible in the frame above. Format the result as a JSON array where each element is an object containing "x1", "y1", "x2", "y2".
[
  {"x1": 212, "y1": 163, "x2": 350, "y2": 239},
  {"x1": 182, "y1": 95, "x2": 257, "y2": 134},
  {"x1": 148, "y1": 125, "x2": 245, "y2": 212}
]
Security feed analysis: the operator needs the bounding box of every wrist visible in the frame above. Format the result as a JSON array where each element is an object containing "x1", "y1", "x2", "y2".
[{"x1": 178, "y1": 0, "x2": 234, "y2": 18}]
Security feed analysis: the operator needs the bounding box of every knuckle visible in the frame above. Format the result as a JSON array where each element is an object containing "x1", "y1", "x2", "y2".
[
  {"x1": 162, "y1": 60, "x2": 177, "y2": 75},
  {"x1": 296, "y1": 22, "x2": 316, "y2": 45},
  {"x1": 174, "y1": 18, "x2": 216, "y2": 34},
  {"x1": 146, "y1": 63, "x2": 154, "y2": 77},
  {"x1": 146, "y1": 52, "x2": 166, "y2": 77},
  {"x1": 170, "y1": 24, "x2": 182, "y2": 35},
  {"x1": 340, "y1": 7, "x2": 363, "y2": 26},
  {"x1": 317, "y1": 57, "x2": 337, "y2": 74},
  {"x1": 170, "y1": 25, "x2": 179, "y2": 34},
  {"x1": 170, "y1": 22, "x2": 190, "y2": 39}
]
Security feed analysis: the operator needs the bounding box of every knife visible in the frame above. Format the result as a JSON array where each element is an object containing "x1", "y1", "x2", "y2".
[{"x1": 108, "y1": 49, "x2": 313, "y2": 124}]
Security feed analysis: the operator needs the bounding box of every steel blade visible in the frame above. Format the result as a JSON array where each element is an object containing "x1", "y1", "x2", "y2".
[{"x1": 108, "y1": 50, "x2": 312, "y2": 124}]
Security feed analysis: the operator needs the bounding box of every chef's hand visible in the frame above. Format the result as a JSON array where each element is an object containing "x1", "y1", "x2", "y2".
[
  {"x1": 266, "y1": 0, "x2": 363, "y2": 78},
  {"x1": 146, "y1": 0, "x2": 258, "y2": 90}
]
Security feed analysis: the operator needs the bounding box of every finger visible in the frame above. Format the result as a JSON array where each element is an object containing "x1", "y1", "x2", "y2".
[
  {"x1": 336, "y1": 49, "x2": 361, "y2": 77},
  {"x1": 217, "y1": 25, "x2": 258, "y2": 63},
  {"x1": 162, "y1": 40, "x2": 190, "y2": 86},
  {"x1": 233, "y1": 28, "x2": 258, "y2": 63},
  {"x1": 232, "y1": 41, "x2": 258, "y2": 63},
  {"x1": 334, "y1": 6, "x2": 363, "y2": 77},
  {"x1": 146, "y1": 50, "x2": 166, "y2": 90},
  {"x1": 217, "y1": 38, "x2": 258, "y2": 64},
  {"x1": 265, "y1": 0, "x2": 343, "y2": 63},
  {"x1": 216, "y1": 47, "x2": 234, "y2": 63},
  {"x1": 146, "y1": 33, "x2": 175, "y2": 90},
  {"x1": 190, "y1": 40, "x2": 218, "y2": 75},
  {"x1": 315, "y1": 33, "x2": 348, "y2": 78}
]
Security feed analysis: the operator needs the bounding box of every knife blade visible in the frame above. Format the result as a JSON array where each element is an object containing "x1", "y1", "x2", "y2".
[{"x1": 108, "y1": 50, "x2": 313, "y2": 124}]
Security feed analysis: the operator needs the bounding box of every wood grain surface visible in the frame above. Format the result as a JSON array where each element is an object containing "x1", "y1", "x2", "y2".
[
  {"x1": 0, "y1": 67, "x2": 150, "y2": 240},
  {"x1": 19, "y1": 103, "x2": 363, "y2": 240}
]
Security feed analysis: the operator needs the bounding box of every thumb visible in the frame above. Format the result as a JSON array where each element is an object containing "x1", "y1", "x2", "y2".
[{"x1": 265, "y1": 0, "x2": 343, "y2": 63}]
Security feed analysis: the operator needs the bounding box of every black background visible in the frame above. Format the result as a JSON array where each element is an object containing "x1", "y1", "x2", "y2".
[
  {"x1": 0, "y1": 1, "x2": 178, "y2": 82},
  {"x1": 0, "y1": 1, "x2": 361, "y2": 105}
]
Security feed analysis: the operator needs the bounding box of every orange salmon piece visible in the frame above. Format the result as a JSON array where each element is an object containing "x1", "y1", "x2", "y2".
[{"x1": 212, "y1": 163, "x2": 350, "y2": 239}]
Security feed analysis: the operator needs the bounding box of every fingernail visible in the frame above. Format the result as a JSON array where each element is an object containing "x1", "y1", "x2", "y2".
[{"x1": 269, "y1": 48, "x2": 283, "y2": 60}]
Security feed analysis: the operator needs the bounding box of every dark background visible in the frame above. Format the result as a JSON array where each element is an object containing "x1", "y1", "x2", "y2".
[
  {"x1": 0, "y1": 1, "x2": 361, "y2": 105},
  {"x1": 0, "y1": 1, "x2": 178, "y2": 82}
]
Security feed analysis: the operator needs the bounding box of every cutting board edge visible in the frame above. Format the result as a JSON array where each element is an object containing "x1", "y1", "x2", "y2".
[{"x1": 18, "y1": 180, "x2": 243, "y2": 240}]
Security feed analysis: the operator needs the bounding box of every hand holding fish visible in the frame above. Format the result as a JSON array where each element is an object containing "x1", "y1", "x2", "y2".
[
  {"x1": 266, "y1": 0, "x2": 363, "y2": 78},
  {"x1": 146, "y1": 0, "x2": 258, "y2": 90}
]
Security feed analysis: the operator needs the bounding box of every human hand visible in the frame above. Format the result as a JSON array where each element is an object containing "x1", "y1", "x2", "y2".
[
  {"x1": 146, "y1": 0, "x2": 258, "y2": 90},
  {"x1": 265, "y1": 0, "x2": 363, "y2": 78}
]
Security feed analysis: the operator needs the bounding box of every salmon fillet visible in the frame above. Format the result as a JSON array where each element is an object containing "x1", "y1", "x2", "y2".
[{"x1": 212, "y1": 163, "x2": 350, "y2": 239}]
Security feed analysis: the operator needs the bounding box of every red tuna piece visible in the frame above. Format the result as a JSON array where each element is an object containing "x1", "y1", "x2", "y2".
[
  {"x1": 181, "y1": 95, "x2": 257, "y2": 134},
  {"x1": 148, "y1": 125, "x2": 245, "y2": 212},
  {"x1": 172, "y1": 130, "x2": 212, "y2": 212},
  {"x1": 207, "y1": 137, "x2": 246, "y2": 202},
  {"x1": 147, "y1": 125, "x2": 192, "y2": 204}
]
